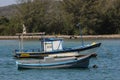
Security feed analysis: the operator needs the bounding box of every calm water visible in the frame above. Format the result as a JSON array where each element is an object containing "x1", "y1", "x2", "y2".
[{"x1": 0, "y1": 39, "x2": 120, "y2": 80}]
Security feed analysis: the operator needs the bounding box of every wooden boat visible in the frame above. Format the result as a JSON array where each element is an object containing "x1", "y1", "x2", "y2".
[
  {"x1": 16, "y1": 54, "x2": 92, "y2": 69},
  {"x1": 14, "y1": 38, "x2": 101, "y2": 58},
  {"x1": 14, "y1": 24, "x2": 101, "y2": 58}
]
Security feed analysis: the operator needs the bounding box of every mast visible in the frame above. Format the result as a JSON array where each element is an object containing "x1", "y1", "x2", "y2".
[
  {"x1": 77, "y1": 23, "x2": 84, "y2": 47},
  {"x1": 16, "y1": 24, "x2": 45, "y2": 52},
  {"x1": 18, "y1": 35, "x2": 21, "y2": 51},
  {"x1": 21, "y1": 24, "x2": 26, "y2": 51},
  {"x1": 21, "y1": 34, "x2": 24, "y2": 51}
]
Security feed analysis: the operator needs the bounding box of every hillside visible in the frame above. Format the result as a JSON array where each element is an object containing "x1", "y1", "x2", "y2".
[
  {"x1": 0, "y1": 0, "x2": 120, "y2": 35},
  {"x1": 0, "y1": 4, "x2": 17, "y2": 18}
]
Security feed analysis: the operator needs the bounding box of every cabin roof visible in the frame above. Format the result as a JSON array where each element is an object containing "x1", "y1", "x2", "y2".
[{"x1": 41, "y1": 38, "x2": 63, "y2": 42}]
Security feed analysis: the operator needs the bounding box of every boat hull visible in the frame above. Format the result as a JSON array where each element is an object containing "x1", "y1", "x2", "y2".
[{"x1": 16, "y1": 54, "x2": 91, "y2": 69}]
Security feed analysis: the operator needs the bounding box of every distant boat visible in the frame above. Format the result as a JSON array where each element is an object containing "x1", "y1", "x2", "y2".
[{"x1": 16, "y1": 54, "x2": 92, "y2": 69}]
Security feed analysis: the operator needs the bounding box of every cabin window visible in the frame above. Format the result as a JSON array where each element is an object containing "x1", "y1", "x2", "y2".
[{"x1": 47, "y1": 45, "x2": 52, "y2": 48}]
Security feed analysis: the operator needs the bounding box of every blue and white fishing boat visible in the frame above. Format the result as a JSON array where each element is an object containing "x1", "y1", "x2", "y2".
[
  {"x1": 14, "y1": 24, "x2": 101, "y2": 58},
  {"x1": 14, "y1": 37, "x2": 101, "y2": 58},
  {"x1": 16, "y1": 54, "x2": 92, "y2": 69}
]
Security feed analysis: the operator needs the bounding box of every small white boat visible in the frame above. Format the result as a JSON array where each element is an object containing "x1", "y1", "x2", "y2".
[{"x1": 16, "y1": 54, "x2": 92, "y2": 69}]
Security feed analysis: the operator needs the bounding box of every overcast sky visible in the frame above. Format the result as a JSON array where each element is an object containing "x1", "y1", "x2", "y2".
[{"x1": 0, "y1": 0, "x2": 16, "y2": 7}]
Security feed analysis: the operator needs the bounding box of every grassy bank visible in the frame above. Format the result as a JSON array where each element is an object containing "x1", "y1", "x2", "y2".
[{"x1": 0, "y1": 34, "x2": 120, "y2": 40}]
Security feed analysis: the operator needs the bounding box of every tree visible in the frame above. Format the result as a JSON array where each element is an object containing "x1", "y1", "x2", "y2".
[
  {"x1": 16, "y1": 0, "x2": 50, "y2": 33},
  {"x1": 62, "y1": 0, "x2": 120, "y2": 34},
  {"x1": 4, "y1": 0, "x2": 119, "y2": 35}
]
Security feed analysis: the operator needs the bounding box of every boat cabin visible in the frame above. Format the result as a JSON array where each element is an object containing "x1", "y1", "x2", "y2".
[{"x1": 41, "y1": 38, "x2": 63, "y2": 52}]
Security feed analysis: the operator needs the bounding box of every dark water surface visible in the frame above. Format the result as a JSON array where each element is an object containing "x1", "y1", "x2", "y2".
[{"x1": 0, "y1": 39, "x2": 120, "y2": 80}]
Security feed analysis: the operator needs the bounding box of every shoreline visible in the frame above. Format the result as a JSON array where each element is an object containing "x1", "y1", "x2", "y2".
[{"x1": 0, "y1": 34, "x2": 120, "y2": 40}]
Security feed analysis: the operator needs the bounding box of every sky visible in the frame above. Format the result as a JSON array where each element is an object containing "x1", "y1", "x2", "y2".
[{"x1": 0, "y1": 0, "x2": 16, "y2": 7}]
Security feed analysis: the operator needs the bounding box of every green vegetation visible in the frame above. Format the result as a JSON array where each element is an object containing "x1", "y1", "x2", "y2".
[{"x1": 0, "y1": 0, "x2": 120, "y2": 35}]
